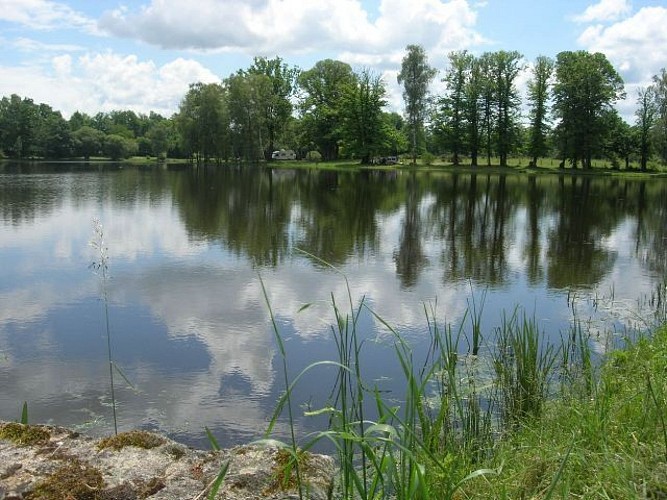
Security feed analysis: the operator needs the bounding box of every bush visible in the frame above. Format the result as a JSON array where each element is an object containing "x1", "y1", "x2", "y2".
[
  {"x1": 306, "y1": 150, "x2": 322, "y2": 162},
  {"x1": 421, "y1": 151, "x2": 435, "y2": 166}
]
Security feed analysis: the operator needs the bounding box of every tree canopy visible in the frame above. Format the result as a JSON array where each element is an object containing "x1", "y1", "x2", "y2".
[{"x1": 1, "y1": 49, "x2": 666, "y2": 170}]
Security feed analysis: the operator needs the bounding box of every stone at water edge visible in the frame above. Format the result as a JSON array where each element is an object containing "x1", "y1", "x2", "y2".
[{"x1": 0, "y1": 421, "x2": 335, "y2": 499}]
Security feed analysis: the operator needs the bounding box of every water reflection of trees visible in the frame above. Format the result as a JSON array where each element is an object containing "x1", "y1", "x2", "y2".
[
  {"x1": 428, "y1": 173, "x2": 518, "y2": 287},
  {"x1": 631, "y1": 180, "x2": 667, "y2": 279},
  {"x1": 294, "y1": 170, "x2": 397, "y2": 266},
  {"x1": 172, "y1": 166, "x2": 294, "y2": 266},
  {"x1": 2, "y1": 163, "x2": 666, "y2": 293}
]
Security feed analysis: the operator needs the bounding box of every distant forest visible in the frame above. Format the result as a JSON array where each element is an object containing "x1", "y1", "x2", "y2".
[{"x1": 1, "y1": 47, "x2": 666, "y2": 170}]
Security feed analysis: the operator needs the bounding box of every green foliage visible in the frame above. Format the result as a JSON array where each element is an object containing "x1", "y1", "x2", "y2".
[
  {"x1": 435, "y1": 51, "x2": 472, "y2": 165},
  {"x1": 636, "y1": 86, "x2": 657, "y2": 170},
  {"x1": 305, "y1": 150, "x2": 322, "y2": 162},
  {"x1": 298, "y1": 59, "x2": 357, "y2": 161},
  {"x1": 73, "y1": 126, "x2": 104, "y2": 160},
  {"x1": 0, "y1": 422, "x2": 50, "y2": 446},
  {"x1": 420, "y1": 151, "x2": 435, "y2": 165},
  {"x1": 493, "y1": 308, "x2": 558, "y2": 426},
  {"x1": 97, "y1": 430, "x2": 165, "y2": 451},
  {"x1": 339, "y1": 69, "x2": 390, "y2": 164},
  {"x1": 398, "y1": 44, "x2": 438, "y2": 164},
  {"x1": 20, "y1": 401, "x2": 28, "y2": 424},
  {"x1": 103, "y1": 134, "x2": 138, "y2": 160},
  {"x1": 31, "y1": 458, "x2": 105, "y2": 499},
  {"x1": 527, "y1": 55, "x2": 554, "y2": 165},
  {"x1": 553, "y1": 50, "x2": 625, "y2": 169},
  {"x1": 247, "y1": 56, "x2": 300, "y2": 161},
  {"x1": 176, "y1": 82, "x2": 230, "y2": 163},
  {"x1": 652, "y1": 68, "x2": 667, "y2": 164}
]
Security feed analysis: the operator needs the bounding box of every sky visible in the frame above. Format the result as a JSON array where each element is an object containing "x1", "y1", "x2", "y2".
[{"x1": 1, "y1": 0, "x2": 666, "y2": 120}]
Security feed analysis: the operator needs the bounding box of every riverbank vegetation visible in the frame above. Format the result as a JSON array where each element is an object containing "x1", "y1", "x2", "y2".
[
  {"x1": 1, "y1": 49, "x2": 666, "y2": 172},
  {"x1": 259, "y1": 267, "x2": 667, "y2": 499}
]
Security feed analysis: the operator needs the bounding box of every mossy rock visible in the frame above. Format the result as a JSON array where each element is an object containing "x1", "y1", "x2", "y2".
[
  {"x1": 0, "y1": 422, "x2": 50, "y2": 446},
  {"x1": 97, "y1": 430, "x2": 165, "y2": 451},
  {"x1": 27, "y1": 458, "x2": 105, "y2": 499}
]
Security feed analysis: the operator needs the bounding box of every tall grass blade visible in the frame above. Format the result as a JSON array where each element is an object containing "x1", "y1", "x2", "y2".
[
  {"x1": 205, "y1": 426, "x2": 221, "y2": 451},
  {"x1": 258, "y1": 273, "x2": 303, "y2": 499},
  {"x1": 207, "y1": 460, "x2": 230, "y2": 500},
  {"x1": 20, "y1": 401, "x2": 28, "y2": 424},
  {"x1": 645, "y1": 371, "x2": 667, "y2": 462},
  {"x1": 543, "y1": 435, "x2": 575, "y2": 500},
  {"x1": 113, "y1": 362, "x2": 137, "y2": 391},
  {"x1": 90, "y1": 218, "x2": 118, "y2": 436}
]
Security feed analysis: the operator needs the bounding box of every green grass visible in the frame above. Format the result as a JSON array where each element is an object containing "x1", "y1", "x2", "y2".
[
  {"x1": 259, "y1": 264, "x2": 667, "y2": 498},
  {"x1": 463, "y1": 326, "x2": 667, "y2": 498}
]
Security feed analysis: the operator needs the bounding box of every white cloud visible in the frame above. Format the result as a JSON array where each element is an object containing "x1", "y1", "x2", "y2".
[
  {"x1": 574, "y1": 0, "x2": 631, "y2": 23},
  {"x1": 577, "y1": 6, "x2": 667, "y2": 85},
  {"x1": 98, "y1": 0, "x2": 484, "y2": 57},
  {"x1": 14, "y1": 37, "x2": 84, "y2": 53},
  {"x1": 0, "y1": 0, "x2": 93, "y2": 30},
  {"x1": 0, "y1": 52, "x2": 219, "y2": 117}
]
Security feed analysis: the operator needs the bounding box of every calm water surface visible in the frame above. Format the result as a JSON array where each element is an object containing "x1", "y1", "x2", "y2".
[{"x1": 0, "y1": 162, "x2": 665, "y2": 448}]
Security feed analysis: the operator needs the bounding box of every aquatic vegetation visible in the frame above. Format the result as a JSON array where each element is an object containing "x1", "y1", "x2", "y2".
[
  {"x1": 90, "y1": 218, "x2": 118, "y2": 436},
  {"x1": 29, "y1": 458, "x2": 105, "y2": 499},
  {"x1": 97, "y1": 430, "x2": 165, "y2": 451},
  {"x1": 0, "y1": 422, "x2": 50, "y2": 446}
]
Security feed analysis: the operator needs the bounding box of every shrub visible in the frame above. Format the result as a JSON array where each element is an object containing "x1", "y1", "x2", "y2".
[{"x1": 306, "y1": 150, "x2": 322, "y2": 163}]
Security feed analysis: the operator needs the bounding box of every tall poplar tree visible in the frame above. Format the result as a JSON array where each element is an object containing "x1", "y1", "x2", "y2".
[
  {"x1": 636, "y1": 87, "x2": 656, "y2": 171},
  {"x1": 439, "y1": 51, "x2": 473, "y2": 166},
  {"x1": 652, "y1": 68, "x2": 667, "y2": 163},
  {"x1": 527, "y1": 56, "x2": 554, "y2": 167},
  {"x1": 397, "y1": 44, "x2": 437, "y2": 164}
]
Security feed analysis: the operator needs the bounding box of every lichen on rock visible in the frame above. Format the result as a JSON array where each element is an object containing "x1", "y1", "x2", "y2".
[{"x1": 0, "y1": 421, "x2": 335, "y2": 499}]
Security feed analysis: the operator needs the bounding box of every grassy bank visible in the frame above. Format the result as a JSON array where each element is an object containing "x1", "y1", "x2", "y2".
[
  {"x1": 461, "y1": 325, "x2": 667, "y2": 498},
  {"x1": 259, "y1": 268, "x2": 667, "y2": 499}
]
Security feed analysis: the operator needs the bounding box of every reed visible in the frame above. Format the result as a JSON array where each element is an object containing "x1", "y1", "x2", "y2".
[
  {"x1": 492, "y1": 307, "x2": 558, "y2": 427},
  {"x1": 259, "y1": 262, "x2": 667, "y2": 498},
  {"x1": 90, "y1": 219, "x2": 118, "y2": 435},
  {"x1": 90, "y1": 219, "x2": 137, "y2": 436},
  {"x1": 261, "y1": 256, "x2": 498, "y2": 499}
]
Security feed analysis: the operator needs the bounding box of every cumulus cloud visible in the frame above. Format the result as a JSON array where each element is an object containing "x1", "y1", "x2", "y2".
[
  {"x1": 573, "y1": 0, "x2": 631, "y2": 23},
  {"x1": 98, "y1": 0, "x2": 484, "y2": 57},
  {"x1": 577, "y1": 6, "x2": 667, "y2": 85},
  {"x1": 14, "y1": 37, "x2": 84, "y2": 53},
  {"x1": 0, "y1": 51, "x2": 220, "y2": 117},
  {"x1": 0, "y1": 0, "x2": 93, "y2": 30}
]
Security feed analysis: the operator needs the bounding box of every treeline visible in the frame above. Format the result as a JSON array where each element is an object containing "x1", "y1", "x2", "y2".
[{"x1": 1, "y1": 48, "x2": 666, "y2": 169}]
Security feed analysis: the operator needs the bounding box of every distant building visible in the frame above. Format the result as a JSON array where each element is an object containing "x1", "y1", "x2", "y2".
[{"x1": 271, "y1": 149, "x2": 296, "y2": 160}]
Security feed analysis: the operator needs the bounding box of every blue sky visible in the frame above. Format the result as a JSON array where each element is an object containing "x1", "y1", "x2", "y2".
[{"x1": 1, "y1": 0, "x2": 665, "y2": 119}]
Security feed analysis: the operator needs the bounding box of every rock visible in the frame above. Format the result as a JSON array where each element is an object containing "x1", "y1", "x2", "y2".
[{"x1": 0, "y1": 422, "x2": 335, "y2": 499}]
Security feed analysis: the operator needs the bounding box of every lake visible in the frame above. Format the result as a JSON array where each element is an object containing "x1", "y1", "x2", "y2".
[{"x1": 0, "y1": 162, "x2": 665, "y2": 449}]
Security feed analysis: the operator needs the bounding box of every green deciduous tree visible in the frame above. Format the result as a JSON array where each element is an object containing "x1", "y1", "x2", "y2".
[
  {"x1": 72, "y1": 126, "x2": 105, "y2": 159},
  {"x1": 553, "y1": 51, "x2": 625, "y2": 169},
  {"x1": 298, "y1": 59, "x2": 357, "y2": 161},
  {"x1": 527, "y1": 56, "x2": 554, "y2": 167},
  {"x1": 652, "y1": 68, "x2": 667, "y2": 164},
  {"x1": 247, "y1": 56, "x2": 299, "y2": 160},
  {"x1": 490, "y1": 50, "x2": 524, "y2": 167},
  {"x1": 339, "y1": 69, "x2": 389, "y2": 164},
  {"x1": 397, "y1": 44, "x2": 437, "y2": 164},
  {"x1": 35, "y1": 108, "x2": 72, "y2": 158},
  {"x1": 636, "y1": 86, "x2": 656, "y2": 171},
  {"x1": 175, "y1": 82, "x2": 229, "y2": 163},
  {"x1": 0, "y1": 94, "x2": 38, "y2": 158},
  {"x1": 437, "y1": 51, "x2": 473, "y2": 165},
  {"x1": 104, "y1": 134, "x2": 138, "y2": 160},
  {"x1": 226, "y1": 72, "x2": 271, "y2": 161}
]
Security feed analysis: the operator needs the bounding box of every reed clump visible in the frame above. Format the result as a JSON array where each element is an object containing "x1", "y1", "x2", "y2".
[{"x1": 260, "y1": 261, "x2": 667, "y2": 498}]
